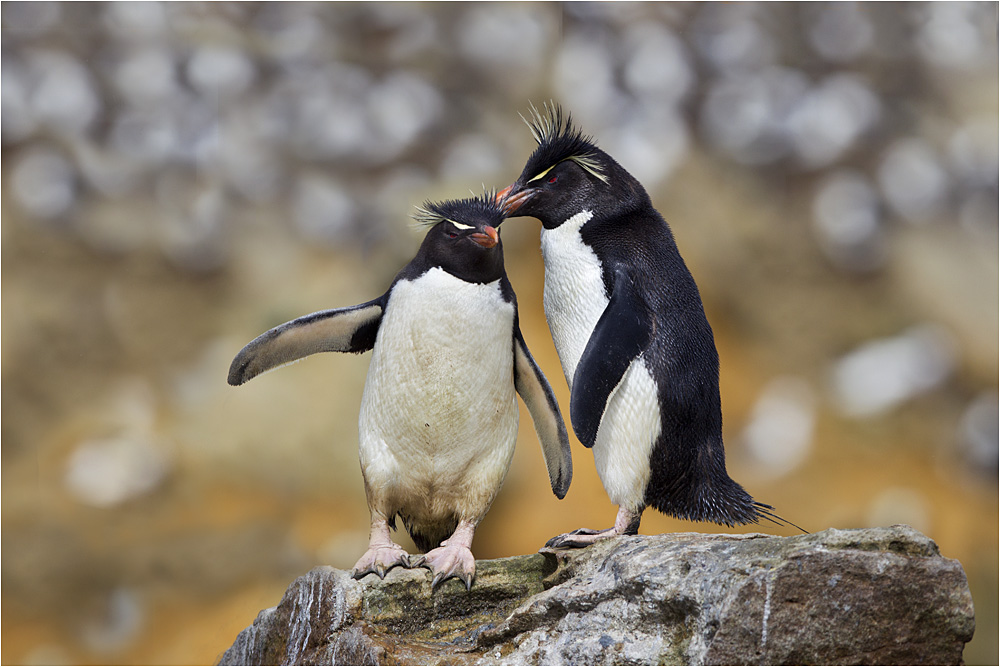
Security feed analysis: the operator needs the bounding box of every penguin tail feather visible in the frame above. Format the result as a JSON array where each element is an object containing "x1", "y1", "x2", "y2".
[{"x1": 752, "y1": 501, "x2": 809, "y2": 534}]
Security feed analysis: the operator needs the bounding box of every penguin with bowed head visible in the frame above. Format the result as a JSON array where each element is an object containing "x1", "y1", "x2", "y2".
[
  {"x1": 497, "y1": 104, "x2": 803, "y2": 547},
  {"x1": 228, "y1": 193, "x2": 572, "y2": 588}
]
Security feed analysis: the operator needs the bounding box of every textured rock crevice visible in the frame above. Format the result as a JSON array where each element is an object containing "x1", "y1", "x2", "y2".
[{"x1": 219, "y1": 525, "x2": 975, "y2": 666}]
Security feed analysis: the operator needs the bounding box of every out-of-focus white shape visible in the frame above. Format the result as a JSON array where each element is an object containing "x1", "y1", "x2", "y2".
[
  {"x1": 947, "y1": 119, "x2": 999, "y2": 189},
  {"x1": 866, "y1": 487, "x2": 931, "y2": 534},
  {"x1": 2, "y1": 61, "x2": 38, "y2": 143},
  {"x1": 691, "y1": 7, "x2": 775, "y2": 74},
  {"x1": 166, "y1": 96, "x2": 217, "y2": 165},
  {"x1": 81, "y1": 588, "x2": 145, "y2": 653},
  {"x1": 622, "y1": 23, "x2": 693, "y2": 104},
  {"x1": 114, "y1": 48, "x2": 178, "y2": 107},
  {"x1": 64, "y1": 435, "x2": 171, "y2": 508},
  {"x1": 285, "y1": 64, "x2": 372, "y2": 159},
  {"x1": 959, "y1": 392, "x2": 999, "y2": 475},
  {"x1": 103, "y1": 1, "x2": 167, "y2": 40},
  {"x1": 742, "y1": 377, "x2": 816, "y2": 479},
  {"x1": 552, "y1": 32, "x2": 623, "y2": 126},
  {"x1": 12, "y1": 147, "x2": 76, "y2": 220},
  {"x1": 701, "y1": 67, "x2": 807, "y2": 164},
  {"x1": 293, "y1": 174, "x2": 358, "y2": 244},
  {"x1": 219, "y1": 134, "x2": 283, "y2": 203},
  {"x1": 366, "y1": 71, "x2": 442, "y2": 161},
  {"x1": 2, "y1": 1, "x2": 60, "y2": 36},
  {"x1": 831, "y1": 325, "x2": 958, "y2": 418},
  {"x1": 601, "y1": 109, "x2": 689, "y2": 188},
  {"x1": 110, "y1": 109, "x2": 176, "y2": 164},
  {"x1": 64, "y1": 379, "x2": 170, "y2": 507},
  {"x1": 812, "y1": 170, "x2": 886, "y2": 273},
  {"x1": 70, "y1": 137, "x2": 142, "y2": 197},
  {"x1": 458, "y1": 5, "x2": 548, "y2": 68},
  {"x1": 28, "y1": 50, "x2": 101, "y2": 134},
  {"x1": 806, "y1": 3, "x2": 874, "y2": 63},
  {"x1": 254, "y1": 4, "x2": 328, "y2": 62},
  {"x1": 187, "y1": 46, "x2": 256, "y2": 99},
  {"x1": 23, "y1": 645, "x2": 74, "y2": 666},
  {"x1": 917, "y1": 3, "x2": 989, "y2": 69},
  {"x1": 787, "y1": 74, "x2": 881, "y2": 168},
  {"x1": 156, "y1": 178, "x2": 229, "y2": 272},
  {"x1": 878, "y1": 138, "x2": 950, "y2": 224},
  {"x1": 441, "y1": 134, "x2": 504, "y2": 183}
]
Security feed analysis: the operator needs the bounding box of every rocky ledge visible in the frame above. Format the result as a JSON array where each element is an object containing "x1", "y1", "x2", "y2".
[{"x1": 219, "y1": 525, "x2": 974, "y2": 665}]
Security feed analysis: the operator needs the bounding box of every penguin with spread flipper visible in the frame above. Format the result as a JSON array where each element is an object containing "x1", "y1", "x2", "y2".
[{"x1": 229, "y1": 193, "x2": 571, "y2": 587}]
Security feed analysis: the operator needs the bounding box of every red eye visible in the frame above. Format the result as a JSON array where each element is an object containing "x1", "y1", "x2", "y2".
[
  {"x1": 447, "y1": 232, "x2": 458, "y2": 238},
  {"x1": 548, "y1": 175, "x2": 558, "y2": 184}
]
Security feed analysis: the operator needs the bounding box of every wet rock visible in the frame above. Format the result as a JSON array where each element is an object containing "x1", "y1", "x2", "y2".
[{"x1": 219, "y1": 525, "x2": 975, "y2": 666}]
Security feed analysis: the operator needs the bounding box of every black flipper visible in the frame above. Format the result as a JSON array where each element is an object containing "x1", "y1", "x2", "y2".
[
  {"x1": 513, "y1": 326, "x2": 572, "y2": 498},
  {"x1": 228, "y1": 295, "x2": 387, "y2": 386},
  {"x1": 569, "y1": 268, "x2": 652, "y2": 448}
]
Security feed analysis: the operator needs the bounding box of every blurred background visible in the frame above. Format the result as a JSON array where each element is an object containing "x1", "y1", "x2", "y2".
[{"x1": 2, "y1": 2, "x2": 996, "y2": 664}]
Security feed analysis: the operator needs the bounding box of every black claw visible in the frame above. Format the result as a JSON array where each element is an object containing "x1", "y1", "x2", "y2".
[
  {"x1": 545, "y1": 532, "x2": 602, "y2": 550},
  {"x1": 410, "y1": 554, "x2": 426, "y2": 568},
  {"x1": 546, "y1": 527, "x2": 599, "y2": 547},
  {"x1": 375, "y1": 563, "x2": 387, "y2": 579},
  {"x1": 460, "y1": 573, "x2": 474, "y2": 591},
  {"x1": 431, "y1": 572, "x2": 447, "y2": 589}
]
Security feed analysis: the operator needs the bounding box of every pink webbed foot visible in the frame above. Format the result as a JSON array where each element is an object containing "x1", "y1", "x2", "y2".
[
  {"x1": 420, "y1": 541, "x2": 477, "y2": 590},
  {"x1": 545, "y1": 526, "x2": 619, "y2": 549},
  {"x1": 351, "y1": 543, "x2": 411, "y2": 580},
  {"x1": 544, "y1": 507, "x2": 643, "y2": 550}
]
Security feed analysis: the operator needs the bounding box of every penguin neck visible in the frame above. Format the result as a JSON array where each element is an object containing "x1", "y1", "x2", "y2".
[{"x1": 413, "y1": 244, "x2": 505, "y2": 285}]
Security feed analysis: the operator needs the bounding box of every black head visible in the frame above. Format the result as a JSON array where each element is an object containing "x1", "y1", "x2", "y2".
[
  {"x1": 499, "y1": 103, "x2": 649, "y2": 228},
  {"x1": 411, "y1": 193, "x2": 506, "y2": 284}
]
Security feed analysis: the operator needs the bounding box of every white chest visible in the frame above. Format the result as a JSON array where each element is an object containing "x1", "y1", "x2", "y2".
[
  {"x1": 540, "y1": 210, "x2": 608, "y2": 387},
  {"x1": 357, "y1": 268, "x2": 519, "y2": 517},
  {"x1": 540, "y1": 211, "x2": 661, "y2": 511}
]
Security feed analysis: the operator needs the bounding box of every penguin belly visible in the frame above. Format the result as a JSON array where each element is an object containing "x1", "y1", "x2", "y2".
[
  {"x1": 541, "y1": 211, "x2": 659, "y2": 512},
  {"x1": 358, "y1": 267, "x2": 518, "y2": 546}
]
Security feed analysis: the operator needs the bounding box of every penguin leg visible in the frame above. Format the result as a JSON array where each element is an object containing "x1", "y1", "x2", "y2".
[
  {"x1": 351, "y1": 514, "x2": 413, "y2": 580},
  {"x1": 419, "y1": 519, "x2": 477, "y2": 590},
  {"x1": 544, "y1": 506, "x2": 643, "y2": 549}
]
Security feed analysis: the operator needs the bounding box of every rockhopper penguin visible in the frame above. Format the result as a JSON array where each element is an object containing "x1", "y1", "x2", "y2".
[
  {"x1": 228, "y1": 193, "x2": 572, "y2": 588},
  {"x1": 497, "y1": 104, "x2": 801, "y2": 548}
]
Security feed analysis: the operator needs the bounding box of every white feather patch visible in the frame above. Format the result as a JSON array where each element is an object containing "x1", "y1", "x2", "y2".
[
  {"x1": 358, "y1": 268, "x2": 518, "y2": 528},
  {"x1": 540, "y1": 209, "x2": 659, "y2": 510},
  {"x1": 539, "y1": 209, "x2": 606, "y2": 387},
  {"x1": 592, "y1": 356, "x2": 661, "y2": 509}
]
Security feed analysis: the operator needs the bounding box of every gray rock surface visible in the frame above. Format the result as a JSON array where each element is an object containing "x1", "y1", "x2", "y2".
[{"x1": 219, "y1": 525, "x2": 975, "y2": 665}]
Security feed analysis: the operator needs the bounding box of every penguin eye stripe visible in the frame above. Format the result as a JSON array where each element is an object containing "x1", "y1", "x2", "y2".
[
  {"x1": 527, "y1": 165, "x2": 556, "y2": 183},
  {"x1": 448, "y1": 220, "x2": 474, "y2": 231}
]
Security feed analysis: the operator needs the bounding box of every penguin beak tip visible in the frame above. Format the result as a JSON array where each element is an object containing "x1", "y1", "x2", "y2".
[
  {"x1": 497, "y1": 185, "x2": 532, "y2": 215},
  {"x1": 471, "y1": 226, "x2": 499, "y2": 248}
]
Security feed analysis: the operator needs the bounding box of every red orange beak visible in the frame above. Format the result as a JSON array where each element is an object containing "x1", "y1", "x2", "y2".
[
  {"x1": 496, "y1": 184, "x2": 533, "y2": 214},
  {"x1": 470, "y1": 225, "x2": 499, "y2": 248}
]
